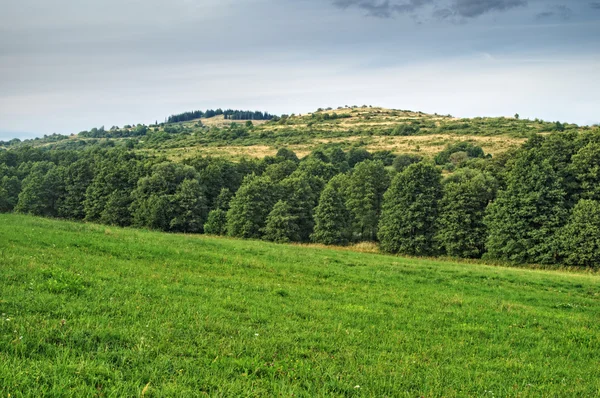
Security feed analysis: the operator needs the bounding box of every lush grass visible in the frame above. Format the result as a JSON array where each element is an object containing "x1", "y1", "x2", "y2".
[{"x1": 1, "y1": 214, "x2": 599, "y2": 397}]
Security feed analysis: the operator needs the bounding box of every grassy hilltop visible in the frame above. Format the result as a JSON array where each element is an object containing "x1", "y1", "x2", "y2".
[
  {"x1": 1, "y1": 214, "x2": 599, "y2": 396},
  {"x1": 4, "y1": 106, "x2": 585, "y2": 162}
]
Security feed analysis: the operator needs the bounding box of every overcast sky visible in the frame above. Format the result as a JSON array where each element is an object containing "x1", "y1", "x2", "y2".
[{"x1": 1, "y1": 0, "x2": 599, "y2": 139}]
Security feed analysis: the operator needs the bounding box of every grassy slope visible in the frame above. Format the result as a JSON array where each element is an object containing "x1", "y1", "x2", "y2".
[
  {"x1": 13, "y1": 106, "x2": 589, "y2": 161},
  {"x1": 1, "y1": 214, "x2": 599, "y2": 397}
]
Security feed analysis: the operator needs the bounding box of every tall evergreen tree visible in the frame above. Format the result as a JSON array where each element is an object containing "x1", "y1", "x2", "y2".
[{"x1": 378, "y1": 162, "x2": 442, "y2": 255}]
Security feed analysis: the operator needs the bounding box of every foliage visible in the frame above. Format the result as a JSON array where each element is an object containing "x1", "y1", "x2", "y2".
[
  {"x1": 344, "y1": 160, "x2": 390, "y2": 242},
  {"x1": 485, "y1": 148, "x2": 568, "y2": 264},
  {"x1": 378, "y1": 162, "x2": 442, "y2": 255},
  {"x1": 559, "y1": 199, "x2": 600, "y2": 267},
  {"x1": 204, "y1": 209, "x2": 228, "y2": 235},
  {"x1": 435, "y1": 142, "x2": 485, "y2": 165},
  {"x1": 311, "y1": 175, "x2": 352, "y2": 245},
  {"x1": 226, "y1": 175, "x2": 279, "y2": 239},
  {"x1": 392, "y1": 154, "x2": 422, "y2": 172},
  {"x1": 436, "y1": 168, "x2": 497, "y2": 258},
  {"x1": 262, "y1": 200, "x2": 301, "y2": 243}
]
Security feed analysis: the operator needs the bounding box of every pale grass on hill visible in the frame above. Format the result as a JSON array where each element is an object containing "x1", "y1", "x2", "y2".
[{"x1": 160, "y1": 133, "x2": 524, "y2": 161}]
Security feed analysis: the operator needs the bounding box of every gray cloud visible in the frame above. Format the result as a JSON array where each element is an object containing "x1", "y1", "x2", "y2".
[
  {"x1": 331, "y1": 0, "x2": 527, "y2": 19},
  {"x1": 591, "y1": 2, "x2": 600, "y2": 9},
  {"x1": 536, "y1": 5, "x2": 573, "y2": 20}
]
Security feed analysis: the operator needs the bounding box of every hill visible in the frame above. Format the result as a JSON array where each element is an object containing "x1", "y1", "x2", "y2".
[
  {"x1": 1, "y1": 214, "x2": 599, "y2": 396},
  {"x1": 2, "y1": 106, "x2": 587, "y2": 162}
]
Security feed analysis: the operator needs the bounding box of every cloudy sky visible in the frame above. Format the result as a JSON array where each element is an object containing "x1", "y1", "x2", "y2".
[{"x1": 1, "y1": 0, "x2": 599, "y2": 139}]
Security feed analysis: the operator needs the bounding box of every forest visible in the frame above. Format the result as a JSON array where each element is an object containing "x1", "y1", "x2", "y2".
[
  {"x1": 166, "y1": 109, "x2": 275, "y2": 123},
  {"x1": 2, "y1": 126, "x2": 600, "y2": 268}
]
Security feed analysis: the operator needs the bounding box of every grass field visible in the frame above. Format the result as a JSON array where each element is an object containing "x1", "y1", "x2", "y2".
[{"x1": 1, "y1": 214, "x2": 599, "y2": 396}]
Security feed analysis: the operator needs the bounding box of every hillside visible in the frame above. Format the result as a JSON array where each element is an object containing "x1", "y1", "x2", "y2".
[
  {"x1": 1, "y1": 214, "x2": 599, "y2": 396},
  {"x1": 2, "y1": 106, "x2": 588, "y2": 161}
]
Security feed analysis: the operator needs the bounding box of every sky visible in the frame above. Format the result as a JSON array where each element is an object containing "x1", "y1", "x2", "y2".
[{"x1": 1, "y1": 0, "x2": 599, "y2": 139}]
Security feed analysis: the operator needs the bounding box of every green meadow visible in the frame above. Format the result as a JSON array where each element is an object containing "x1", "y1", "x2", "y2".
[{"x1": 1, "y1": 213, "x2": 599, "y2": 397}]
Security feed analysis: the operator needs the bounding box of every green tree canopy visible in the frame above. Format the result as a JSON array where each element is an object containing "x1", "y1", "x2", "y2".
[
  {"x1": 226, "y1": 174, "x2": 279, "y2": 239},
  {"x1": 559, "y1": 199, "x2": 600, "y2": 267},
  {"x1": 436, "y1": 168, "x2": 497, "y2": 258},
  {"x1": 378, "y1": 162, "x2": 442, "y2": 255},
  {"x1": 312, "y1": 174, "x2": 352, "y2": 245},
  {"x1": 262, "y1": 200, "x2": 300, "y2": 243}
]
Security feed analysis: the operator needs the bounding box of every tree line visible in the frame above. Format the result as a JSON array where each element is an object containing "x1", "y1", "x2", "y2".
[
  {"x1": 166, "y1": 109, "x2": 275, "y2": 123},
  {"x1": 2, "y1": 130, "x2": 600, "y2": 267}
]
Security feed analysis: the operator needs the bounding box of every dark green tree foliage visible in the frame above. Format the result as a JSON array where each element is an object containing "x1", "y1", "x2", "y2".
[
  {"x1": 130, "y1": 162, "x2": 201, "y2": 231},
  {"x1": 393, "y1": 154, "x2": 422, "y2": 173},
  {"x1": 294, "y1": 158, "x2": 337, "y2": 182},
  {"x1": 279, "y1": 176, "x2": 318, "y2": 241},
  {"x1": 571, "y1": 142, "x2": 600, "y2": 201},
  {"x1": 263, "y1": 160, "x2": 298, "y2": 183},
  {"x1": 262, "y1": 200, "x2": 300, "y2": 243},
  {"x1": 59, "y1": 158, "x2": 95, "y2": 219},
  {"x1": 0, "y1": 175, "x2": 20, "y2": 212},
  {"x1": 346, "y1": 148, "x2": 372, "y2": 168},
  {"x1": 170, "y1": 179, "x2": 208, "y2": 233},
  {"x1": 204, "y1": 210, "x2": 228, "y2": 235},
  {"x1": 436, "y1": 169, "x2": 497, "y2": 258},
  {"x1": 15, "y1": 162, "x2": 66, "y2": 217},
  {"x1": 275, "y1": 148, "x2": 299, "y2": 163},
  {"x1": 196, "y1": 158, "x2": 243, "y2": 208},
  {"x1": 559, "y1": 199, "x2": 600, "y2": 267},
  {"x1": 390, "y1": 124, "x2": 420, "y2": 136},
  {"x1": 84, "y1": 150, "x2": 145, "y2": 224},
  {"x1": 372, "y1": 150, "x2": 396, "y2": 166},
  {"x1": 485, "y1": 148, "x2": 568, "y2": 264},
  {"x1": 214, "y1": 188, "x2": 233, "y2": 211},
  {"x1": 325, "y1": 147, "x2": 350, "y2": 173},
  {"x1": 344, "y1": 160, "x2": 390, "y2": 242},
  {"x1": 536, "y1": 132, "x2": 579, "y2": 203},
  {"x1": 435, "y1": 142, "x2": 485, "y2": 165},
  {"x1": 312, "y1": 174, "x2": 352, "y2": 245},
  {"x1": 226, "y1": 175, "x2": 279, "y2": 239},
  {"x1": 378, "y1": 162, "x2": 442, "y2": 255}
]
